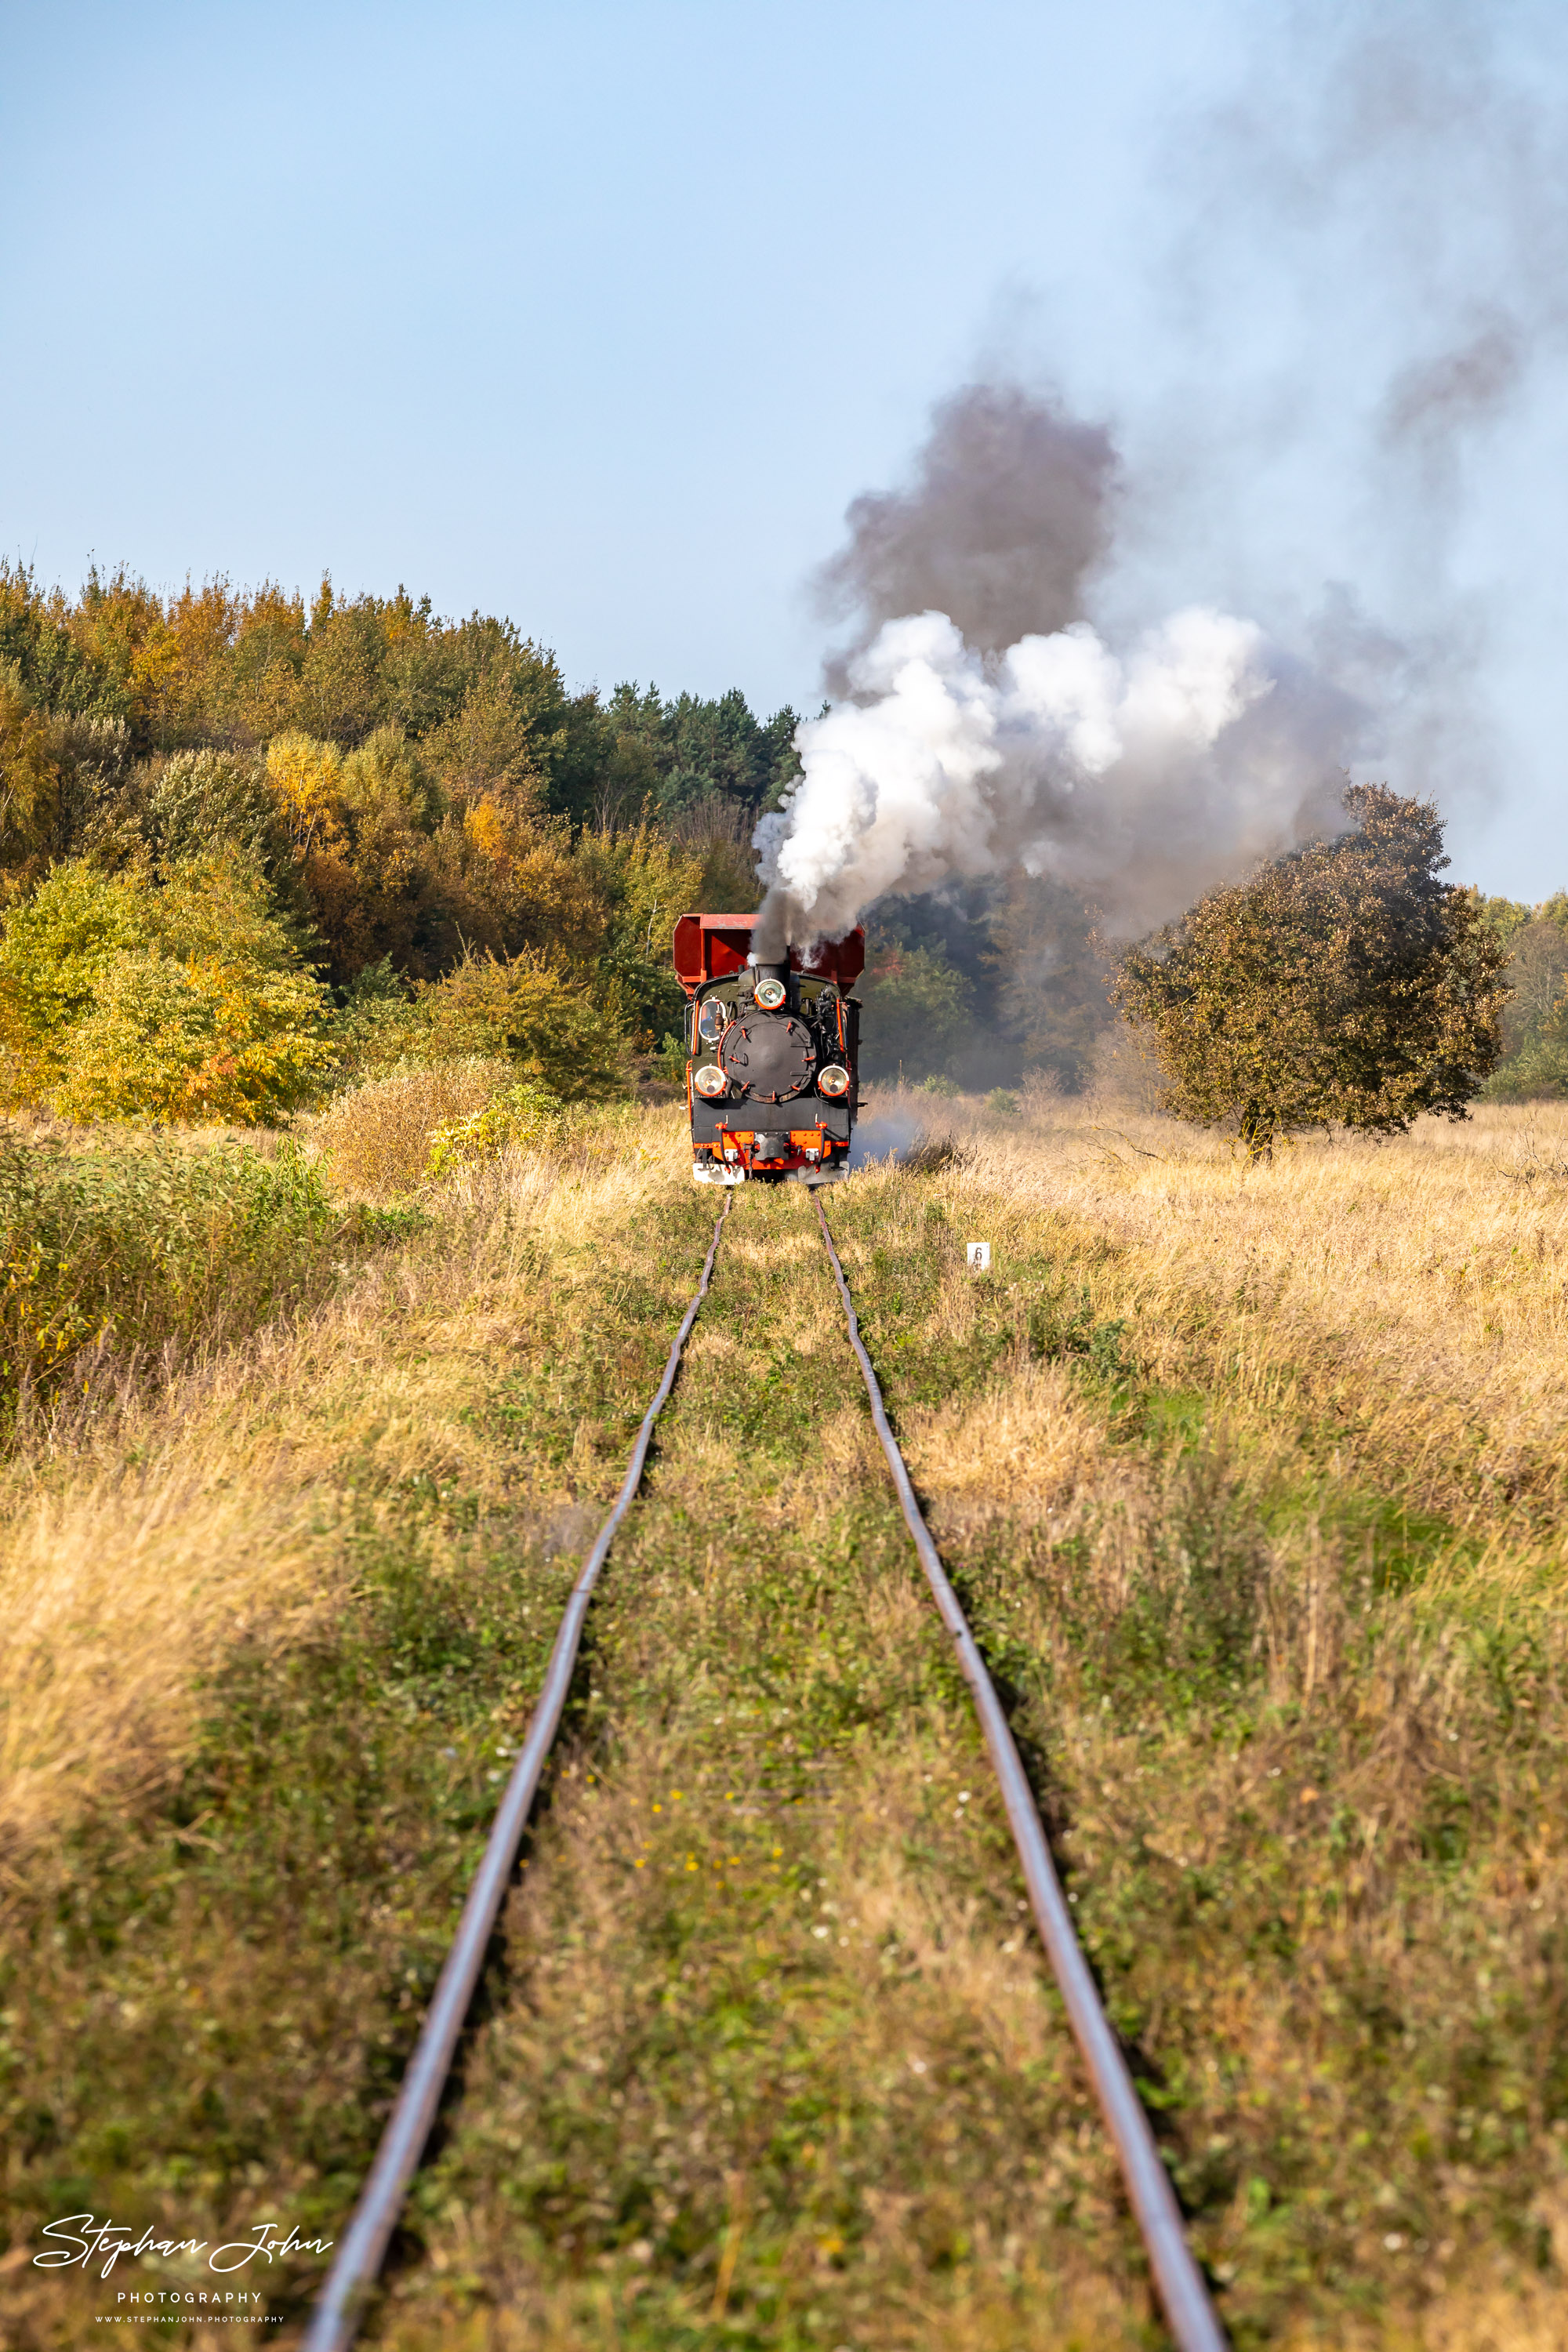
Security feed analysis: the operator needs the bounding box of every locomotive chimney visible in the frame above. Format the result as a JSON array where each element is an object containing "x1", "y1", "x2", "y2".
[{"x1": 746, "y1": 949, "x2": 793, "y2": 1007}]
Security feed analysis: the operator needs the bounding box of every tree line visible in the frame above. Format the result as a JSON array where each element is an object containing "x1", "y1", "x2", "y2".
[
  {"x1": 0, "y1": 558, "x2": 1127, "y2": 1121},
  {"x1": 0, "y1": 558, "x2": 1553, "y2": 1141},
  {"x1": 0, "y1": 562, "x2": 800, "y2": 1122}
]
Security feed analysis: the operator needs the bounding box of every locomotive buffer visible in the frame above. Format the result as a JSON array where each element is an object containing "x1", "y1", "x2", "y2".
[{"x1": 673, "y1": 913, "x2": 865, "y2": 1185}]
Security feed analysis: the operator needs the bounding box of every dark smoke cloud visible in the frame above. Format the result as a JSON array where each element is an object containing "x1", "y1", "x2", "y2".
[
  {"x1": 1152, "y1": 2, "x2": 1568, "y2": 660},
  {"x1": 753, "y1": 365, "x2": 1362, "y2": 960},
  {"x1": 760, "y1": 2, "x2": 1568, "y2": 962},
  {"x1": 812, "y1": 383, "x2": 1117, "y2": 690},
  {"x1": 1083, "y1": 0, "x2": 1568, "y2": 867},
  {"x1": 1380, "y1": 315, "x2": 1526, "y2": 450}
]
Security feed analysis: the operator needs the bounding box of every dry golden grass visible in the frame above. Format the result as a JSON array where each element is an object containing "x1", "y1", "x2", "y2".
[
  {"x1": 309, "y1": 1057, "x2": 517, "y2": 1196},
  {"x1": 822, "y1": 1109, "x2": 1568, "y2": 2348},
  {"x1": 0, "y1": 1122, "x2": 691, "y2": 1878},
  {"x1": 902, "y1": 1359, "x2": 1109, "y2": 1534},
  {"x1": 870, "y1": 1086, "x2": 1568, "y2": 1528}
]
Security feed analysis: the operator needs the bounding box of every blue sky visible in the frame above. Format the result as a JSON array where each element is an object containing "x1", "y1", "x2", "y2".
[{"x1": 5, "y1": 0, "x2": 1566, "y2": 895}]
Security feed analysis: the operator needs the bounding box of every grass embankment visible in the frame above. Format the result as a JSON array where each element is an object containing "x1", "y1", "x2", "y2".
[
  {"x1": 0, "y1": 1129, "x2": 387, "y2": 1424},
  {"x1": 0, "y1": 1127, "x2": 418, "y2": 1860},
  {"x1": 3, "y1": 1099, "x2": 1567, "y2": 2350}
]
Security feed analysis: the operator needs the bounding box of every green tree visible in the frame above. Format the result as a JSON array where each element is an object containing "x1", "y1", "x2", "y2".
[
  {"x1": 0, "y1": 664, "x2": 61, "y2": 877},
  {"x1": 572, "y1": 823, "x2": 703, "y2": 1043},
  {"x1": 1498, "y1": 918, "x2": 1568, "y2": 1054},
  {"x1": 858, "y1": 945, "x2": 975, "y2": 1083},
  {"x1": 597, "y1": 682, "x2": 804, "y2": 823},
  {"x1": 1479, "y1": 912, "x2": 1568, "y2": 1100},
  {"x1": 53, "y1": 949, "x2": 332, "y2": 1124},
  {"x1": 143, "y1": 746, "x2": 295, "y2": 880},
  {"x1": 0, "y1": 855, "x2": 334, "y2": 1123},
  {"x1": 0, "y1": 861, "x2": 146, "y2": 1095},
  {"x1": 1475, "y1": 891, "x2": 1534, "y2": 956},
  {"x1": 986, "y1": 873, "x2": 1112, "y2": 1092},
  {"x1": 0, "y1": 561, "x2": 135, "y2": 725},
  {"x1": 1114, "y1": 784, "x2": 1508, "y2": 1155},
  {"x1": 397, "y1": 948, "x2": 626, "y2": 1101}
]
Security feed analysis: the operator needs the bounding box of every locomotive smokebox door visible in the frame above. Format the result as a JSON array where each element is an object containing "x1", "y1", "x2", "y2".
[{"x1": 719, "y1": 1016, "x2": 814, "y2": 1103}]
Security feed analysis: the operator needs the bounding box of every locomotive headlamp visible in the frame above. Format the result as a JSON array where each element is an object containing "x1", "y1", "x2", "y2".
[
  {"x1": 694, "y1": 1065, "x2": 728, "y2": 1098},
  {"x1": 817, "y1": 1064, "x2": 850, "y2": 1097},
  {"x1": 753, "y1": 976, "x2": 787, "y2": 1011}
]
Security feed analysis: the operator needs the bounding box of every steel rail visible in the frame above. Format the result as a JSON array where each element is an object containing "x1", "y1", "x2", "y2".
[
  {"x1": 303, "y1": 1194, "x2": 733, "y2": 2352},
  {"x1": 813, "y1": 1193, "x2": 1227, "y2": 2352}
]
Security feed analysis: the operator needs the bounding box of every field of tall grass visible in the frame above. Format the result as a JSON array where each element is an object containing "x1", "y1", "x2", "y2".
[{"x1": 2, "y1": 1091, "x2": 1567, "y2": 2349}]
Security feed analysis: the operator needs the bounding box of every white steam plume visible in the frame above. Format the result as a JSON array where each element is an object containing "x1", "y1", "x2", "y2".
[{"x1": 753, "y1": 605, "x2": 1356, "y2": 955}]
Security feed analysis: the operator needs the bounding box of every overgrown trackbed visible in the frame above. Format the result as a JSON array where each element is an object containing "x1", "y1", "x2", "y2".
[
  {"x1": 360, "y1": 1175, "x2": 1178, "y2": 2350},
  {"x1": 314, "y1": 1178, "x2": 1219, "y2": 2350},
  {"x1": 355, "y1": 1134, "x2": 1568, "y2": 2352},
  {"x1": 7, "y1": 1112, "x2": 1568, "y2": 2351}
]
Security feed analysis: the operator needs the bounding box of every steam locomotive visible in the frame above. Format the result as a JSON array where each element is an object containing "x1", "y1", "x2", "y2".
[{"x1": 673, "y1": 913, "x2": 865, "y2": 1185}]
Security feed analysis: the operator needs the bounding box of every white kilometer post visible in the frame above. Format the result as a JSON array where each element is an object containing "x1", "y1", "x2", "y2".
[{"x1": 967, "y1": 1242, "x2": 991, "y2": 1272}]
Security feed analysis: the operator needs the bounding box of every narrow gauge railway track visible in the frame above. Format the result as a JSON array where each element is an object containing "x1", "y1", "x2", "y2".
[{"x1": 304, "y1": 1191, "x2": 1226, "y2": 2352}]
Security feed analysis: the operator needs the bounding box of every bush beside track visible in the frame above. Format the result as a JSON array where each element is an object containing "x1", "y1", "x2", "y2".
[{"x1": 0, "y1": 1126, "x2": 416, "y2": 1425}]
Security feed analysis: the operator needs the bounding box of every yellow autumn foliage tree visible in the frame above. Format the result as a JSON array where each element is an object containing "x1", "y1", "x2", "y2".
[
  {"x1": 265, "y1": 730, "x2": 347, "y2": 856},
  {"x1": 459, "y1": 799, "x2": 608, "y2": 967},
  {"x1": 0, "y1": 855, "x2": 334, "y2": 1124},
  {"x1": 572, "y1": 822, "x2": 704, "y2": 1042},
  {"x1": 0, "y1": 665, "x2": 62, "y2": 883}
]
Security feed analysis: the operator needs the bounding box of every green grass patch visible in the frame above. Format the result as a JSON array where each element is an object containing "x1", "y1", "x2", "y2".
[{"x1": 0, "y1": 1131, "x2": 418, "y2": 1425}]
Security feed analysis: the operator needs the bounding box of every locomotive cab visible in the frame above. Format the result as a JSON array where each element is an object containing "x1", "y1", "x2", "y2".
[{"x1": 673, "y1": 913, "x2": 864, "y2": 1185}]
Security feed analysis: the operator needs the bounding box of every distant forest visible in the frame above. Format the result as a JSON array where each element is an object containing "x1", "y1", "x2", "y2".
[
  {"x1": 0, "y1": 564, "x2": 801, "y2": 1118},
  {"x1": 0, "y1": 561, "x2": 1555, "y2": 1121}
]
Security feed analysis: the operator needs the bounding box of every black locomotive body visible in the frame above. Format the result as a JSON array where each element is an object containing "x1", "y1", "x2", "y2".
[{"x1": 673, "y1": 913, "x2": 865, "y2": 1185}]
